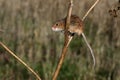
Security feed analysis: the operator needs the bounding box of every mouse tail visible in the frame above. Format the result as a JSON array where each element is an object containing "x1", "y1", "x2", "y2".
[{"x1": 81, "y1": 33, "x2": 96, "y2": 68}]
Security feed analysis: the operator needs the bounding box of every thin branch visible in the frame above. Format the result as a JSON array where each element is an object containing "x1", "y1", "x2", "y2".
[
  {"x1": 52, "y1": 36, "x2": 73, "y2": 80},
  {"x1": 52, "y1": 0, "x2": 73, "y2": 80},
  {"x1": 0, "y1": 42, "x2": 41, "y2": 80},
  {"x1": 82, "y1": 0, "x2": 100, "y2": 21}
]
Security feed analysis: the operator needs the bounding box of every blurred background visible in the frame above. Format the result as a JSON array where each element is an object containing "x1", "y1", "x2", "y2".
[{"x1": 0, "y1": 0, "x2": 120, "y2": 80}]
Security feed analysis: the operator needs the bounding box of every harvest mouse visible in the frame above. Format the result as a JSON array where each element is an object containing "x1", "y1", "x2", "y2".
[
  {"x1": 52, "y1": 15, "x2": 96, "y2": 67},
  {"x1": 52, "y1": 15, "x2": 83, "y2": 36}
]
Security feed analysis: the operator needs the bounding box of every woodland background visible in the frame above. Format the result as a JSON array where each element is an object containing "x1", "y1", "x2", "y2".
[{"x1": 0, "y1": 0, "x2": 120, "y2": 80}]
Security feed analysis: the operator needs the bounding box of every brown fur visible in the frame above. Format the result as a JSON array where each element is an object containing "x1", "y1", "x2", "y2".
[{"x1": 52, "y1": 15, "x2": 83, "y2": 35}]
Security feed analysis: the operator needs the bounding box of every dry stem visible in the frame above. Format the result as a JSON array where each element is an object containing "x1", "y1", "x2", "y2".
[
  {"x1": 52, "y1": 0, "x2": 73, "y2": 80},
  {"x1": 82, "y1": 0, "x2": 100, "y2": 21},
  {"x1": 0, "y1": 42, "x2": 41, "y2": 80}
]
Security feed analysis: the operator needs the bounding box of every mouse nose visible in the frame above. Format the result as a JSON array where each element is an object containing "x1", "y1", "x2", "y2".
[
  {"x1": 52, "y1": 26, "x2": 57, "y2": 31},
  {"x1": 52, "y1": 26, "x2": 63, "y2": 32},
  {"x1": 52, "y1": 27, "x2": 55, "y2": 30}
]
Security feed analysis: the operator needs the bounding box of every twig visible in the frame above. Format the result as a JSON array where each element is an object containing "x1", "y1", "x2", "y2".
[
  {"x1": 52, "y1": 36, "x2": 73, "y2": 80},
  {"x1": 52, "y1": 0, "x2": 73, "y2": 80},
  {"x1": 82, "y1": 0, "x2": 100, "y2": 21},
  {"x1": 0, "y1": 42, "x2": 41, "y2": 80}
]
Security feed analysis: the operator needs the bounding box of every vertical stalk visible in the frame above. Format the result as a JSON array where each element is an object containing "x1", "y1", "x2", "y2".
[{"x1": 52, "y1": 0, "x2": 73, "y2": 80}]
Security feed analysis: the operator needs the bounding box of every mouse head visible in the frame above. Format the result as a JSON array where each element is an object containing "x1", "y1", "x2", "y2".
[{"x1": 52, "y1": 19, "x2": 65, "y2": 32}]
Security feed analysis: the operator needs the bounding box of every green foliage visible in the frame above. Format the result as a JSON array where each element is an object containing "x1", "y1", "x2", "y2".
[
  {"x1": 34, "y1": 62, "x2": 45, "y2": 79},
  {"x1": 70, "y1": 36, "x2": 83, "y2": 50},
  {"x1": 58, "y1": 60, "x2": 79, "y2": 80},
  {"x1": 96, "y1": 67, "x2": 110, "y2": 80}
]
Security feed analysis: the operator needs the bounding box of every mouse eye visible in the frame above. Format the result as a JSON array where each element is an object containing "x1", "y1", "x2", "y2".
[{"x1": 56, "y1": 23, "x2": 59, "y2": 26}]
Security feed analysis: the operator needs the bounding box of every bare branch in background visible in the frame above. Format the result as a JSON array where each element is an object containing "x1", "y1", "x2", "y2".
[{"x1": 0, "y1": 42, "x2": 41, "y2": 80}]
